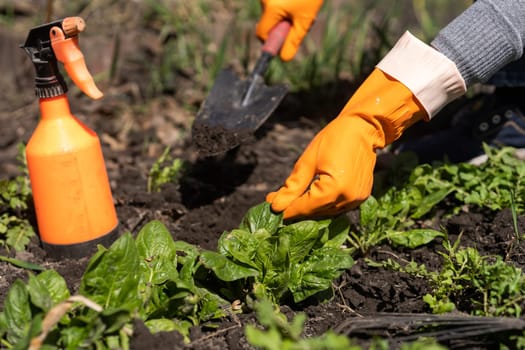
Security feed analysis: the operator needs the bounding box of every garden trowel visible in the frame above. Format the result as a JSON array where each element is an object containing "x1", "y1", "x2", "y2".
[{"x1": 192, "y1": 21, "x2": 291, "y2": 157}]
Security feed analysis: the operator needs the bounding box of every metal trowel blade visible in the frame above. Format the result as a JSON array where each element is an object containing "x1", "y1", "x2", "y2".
[{"x1": 192, "y1": 68, "x2": 287, "y2": 157}]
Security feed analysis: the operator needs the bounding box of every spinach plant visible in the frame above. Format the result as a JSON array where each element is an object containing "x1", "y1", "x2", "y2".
[
  {"x1": 0, "y1": 270, "x2": 127, "y2": 350},
  {"x1": 348, "y1": 192, "x2": 446, "y2": 255},
  {"x1": 0, "y1": 223, "x2": 232, "y2": 348},
  {"x1": 200, "y1": 202, "x2": 355, "y2": 304},
  {"x1": 1, "y1": 202, "x2": 357, "y2": 347},
  {"x1": 79, "y1": 223, "x2": 231, "y2": 343}
]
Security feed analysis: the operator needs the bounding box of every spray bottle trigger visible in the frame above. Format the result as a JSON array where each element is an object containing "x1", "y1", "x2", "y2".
[{"x1": 50, "y1": 25, "x2": 103, "y2": 100}]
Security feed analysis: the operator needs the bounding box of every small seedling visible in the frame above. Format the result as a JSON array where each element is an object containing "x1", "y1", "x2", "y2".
[
  {"x1": 510, "y1": 189, "x2": 521, "y2": 240},
  {"x1": 245, "y1": 299, "x2": 354, "y2": 350},
  {"x1": 371, "y1": 234, "x2": 525, "y2": 318},
  {"x1": 147, "y1": 146, "x2": 184, "y2": 193}
]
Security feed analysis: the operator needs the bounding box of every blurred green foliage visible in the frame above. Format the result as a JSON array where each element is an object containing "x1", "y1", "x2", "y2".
[
  {"x1": 1, "y1": 0, "x2": 470, "y2": 106},
  {"x1": 137, "y1": 0, "x2": 470, "y2": 97}
]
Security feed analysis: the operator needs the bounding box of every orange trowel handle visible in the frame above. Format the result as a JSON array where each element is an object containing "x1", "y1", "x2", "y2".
[
  {"x1": 241, "y1": 21, "x2": 291, "y2": 107},
  {"x1": 262, "y1": 21, "x2": 291, "y2": 57}
]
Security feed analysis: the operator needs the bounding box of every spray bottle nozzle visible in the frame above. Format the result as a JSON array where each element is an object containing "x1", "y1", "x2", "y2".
[{"x1": 21, "y1": 17, "x2": 102, "y2": 99}]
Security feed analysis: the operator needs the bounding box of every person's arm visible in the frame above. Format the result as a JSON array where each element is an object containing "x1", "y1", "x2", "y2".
[
  {"x1": 267, "y1": 31, "x2": 466, "y2": 219},
  {"x1": 432, "y1": 0, "x2": 525, "y2": 86},
  {"x1": 267, "y1": 0, "x2": 525, "y2": 220},
  {"x1": 256, "y1": 0, "x2": 323, "y2": 61}
]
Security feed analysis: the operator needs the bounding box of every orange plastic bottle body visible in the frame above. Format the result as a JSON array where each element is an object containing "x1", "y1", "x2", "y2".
[{"x1": 26, "y1": 96, "x2": 118, "y2": 245}]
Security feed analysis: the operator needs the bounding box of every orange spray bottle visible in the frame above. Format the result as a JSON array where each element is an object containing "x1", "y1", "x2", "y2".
[{"x1": 21, "y1": 17, "x2": 118, "y2": 258}]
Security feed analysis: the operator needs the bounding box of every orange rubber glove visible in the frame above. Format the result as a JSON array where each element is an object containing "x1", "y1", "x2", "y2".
[
  {"x1": 267, "y1": 32, "x2": 467, "y2": 219},
  {"x1": 256, "y1": 0, "x2": 323, "y2": 61}
]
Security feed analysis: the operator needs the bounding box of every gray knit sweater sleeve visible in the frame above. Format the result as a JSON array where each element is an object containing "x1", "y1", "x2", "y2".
[{"x1": 431, "y1": 0, "x2": 525, "y2": 86}]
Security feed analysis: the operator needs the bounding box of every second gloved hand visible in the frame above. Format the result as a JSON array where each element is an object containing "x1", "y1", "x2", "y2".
[
  {"x1": 256, "y1": 0, "x2": 323, "y2": 61},
  {"x1": 267, "y1": 32, "x2": 467, "y2": 219}
]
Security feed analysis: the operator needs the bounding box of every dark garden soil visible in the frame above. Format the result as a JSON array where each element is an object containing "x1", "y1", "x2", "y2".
[{"x1": 2, "y1": 2, "x2": 525, "y2": 349}]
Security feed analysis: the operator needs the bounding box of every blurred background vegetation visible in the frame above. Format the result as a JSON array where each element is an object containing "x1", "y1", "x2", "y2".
[{"x1": 0, "y1": 0, "x2": 471, "y2": 116}]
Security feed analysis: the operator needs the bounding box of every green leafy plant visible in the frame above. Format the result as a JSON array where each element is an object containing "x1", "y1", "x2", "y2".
[
  {"x1": 147, "y1": 146, "x2": 184, "y2": 192},
  {"x1": 425, "y1": 237, "x2": 525, "y2": 317},
  {"x1": 0, "y1": 270, "x2": 127, "y2": 350},
  {"x1": 351, "y1": 145, "x2": 525, "y2": 256},
  {"x1": 245, "y1": 299, "x2": 447, "y2": 350},
  {"x1": 200, "y1": 202, "x2": 355, "y2": 304},
  {"x1": 0, "y1": 175, "x2": 35, "y2": 252},
  {"x1": 80, "y1": 224, "x2": 232, "y2": 343},
  {"x1": 370, "y1": 236, "x2": 525, "y2": 317},
  {"x1": 245, "y1": 299, "x2": 355, "y2": 350},
  {"x1": 0, "y1": 202, "x2": 358, "y2": 346},
  {"x1": 409, "y1": 145, "x2": 525, "y2": 214},
  {"x1": 0, "y1": 255, "x2": 44, "y2": 271},
  {"x1": 348, "y1": 192, "x2": 447, "y2": 256},
  {"x1": 0, "y1": 223, "x2": 232, "y2": 348},
  {"x1": 0, "y1": 143, "x2": 35, "y2": 252},
  {"x1": 399, "y1": 339, "x2": 448, "y2": 350}
]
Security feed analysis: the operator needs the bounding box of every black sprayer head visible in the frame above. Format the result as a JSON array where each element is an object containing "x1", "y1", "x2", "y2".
[{"x1": 21, "y1": 17, "x2": 86, "y2": 98}]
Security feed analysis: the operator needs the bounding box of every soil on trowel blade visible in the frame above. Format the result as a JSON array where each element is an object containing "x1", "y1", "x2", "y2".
[{"x1": 191, "y1": 122, "x2": 255, "y2": 157}]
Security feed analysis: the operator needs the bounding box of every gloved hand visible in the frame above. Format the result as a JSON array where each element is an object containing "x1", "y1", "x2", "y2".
[
  {"x1": 256, "y1": 0, "x2": 323, "y2": 61},
  {"x1": 267, "y1": 32, "x2": 467, "y2": 219}
]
